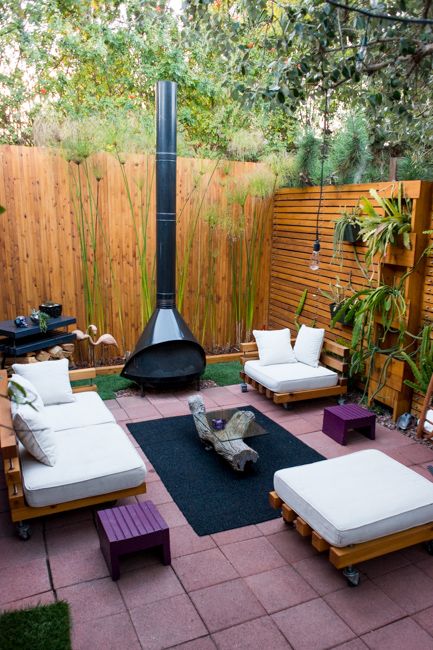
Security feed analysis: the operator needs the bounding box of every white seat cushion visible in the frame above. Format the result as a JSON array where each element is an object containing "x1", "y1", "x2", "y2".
[
  {"x1": 253, "y1": 328, "x2": 297, "y2": 365},
  {"x1": 44, "y1": 392, "x2": 115, "y2": 432},
  {"x1": 423, "y1": 408, "x2": 433, "y2": 434},
  {"x1": 244, "y1": 359, "x2": 338, "y2": 393},
  {"x1": 274, "y1": 449, "x2": 433, "y2": 547},
  {"x1": 20, "y1": 423, "x2": 147, "y2": 507},
  {"x1": 12, "y1": 358, "x2": 75, "y2": 405}
]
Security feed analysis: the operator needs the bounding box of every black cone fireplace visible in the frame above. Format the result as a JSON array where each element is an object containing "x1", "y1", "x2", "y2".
[{"x1": 121, "y1": 81, "x2": 206, "y2": 388}]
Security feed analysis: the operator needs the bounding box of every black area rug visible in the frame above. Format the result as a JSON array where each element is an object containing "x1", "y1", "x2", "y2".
[{"x1": 128, "y1": 406, "x2": 324, "y2": 536}]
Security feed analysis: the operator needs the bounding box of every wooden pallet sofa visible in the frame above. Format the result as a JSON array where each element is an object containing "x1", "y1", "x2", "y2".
[
  {"x1": 0, "y1": 364, "x2": 147, "y2": 538},
  {"x1": 240, "y1": 326, "x2": 350, "y2": 408},
  {"x1": 269, "y1": 449, "x2": 433, "y2": 586}
]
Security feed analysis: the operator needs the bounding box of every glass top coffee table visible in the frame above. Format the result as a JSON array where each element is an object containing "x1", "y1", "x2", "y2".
[
  {"x1": 190, "y1": 406, "x2": 266, "y2": 472},
  {"x1": 204, "y1": 407, "x2": 266, "y2": 441}
]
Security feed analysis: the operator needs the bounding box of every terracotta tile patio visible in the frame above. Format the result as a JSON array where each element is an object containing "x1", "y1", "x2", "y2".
[{"x1": 1, "y1": 385, "x2": 433, "y2": 649}]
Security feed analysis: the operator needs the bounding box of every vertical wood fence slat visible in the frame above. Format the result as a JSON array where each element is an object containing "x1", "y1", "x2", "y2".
[{"x1": 0, "y1": 146, "x2": 272, "y2": 354}]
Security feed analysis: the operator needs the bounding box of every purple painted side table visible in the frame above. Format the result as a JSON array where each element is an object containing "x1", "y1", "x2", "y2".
[
  {"x1": 96, "y1": 500, "x2": 171, "y2": 580},
  {"x1": 322, "y1": 403, "x2": 376, "y2": 446}
]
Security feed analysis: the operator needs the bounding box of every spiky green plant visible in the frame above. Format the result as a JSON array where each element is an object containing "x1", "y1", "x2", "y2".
[
  {"x1": 292, "y1": 129, "x2": 320, "y2": 186},
  {"x1": 400, "y1": 325, "x2": 433, "y2": 394},
  {"x1": 227, "y1": 129, "x2": 266, "y2": 161},
  {"x1": 358, "y1": 184, "x2": 412, "y2": 267},
  {"x1": 326, "y1": 114, "x2": 371, "y2": 185}
]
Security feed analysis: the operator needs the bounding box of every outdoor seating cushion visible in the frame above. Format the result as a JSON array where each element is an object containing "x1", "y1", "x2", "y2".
[
  {"x1": 19, "y1": 423, "x2": 147, "y2": 507},
  {"x1": 44, "y1": 391, "x2": 116, "y2": 431},
  {"x1": 244, "y1": 359, "x2": 338, "y2": 393},
  {"x1": 12, "y1": 403, "x2": 57, "y2": 467},
  {"x1": 274, "y1": 449, "x2": 433, "y2": 547},
  {"x1": 12, "y1": 359, "x2": 75, "y2": 406}
]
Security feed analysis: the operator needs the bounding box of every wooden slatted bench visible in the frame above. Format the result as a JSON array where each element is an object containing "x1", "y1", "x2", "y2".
[{"x1": 240, "y1": 338, "x2": 350, "y2": 408}]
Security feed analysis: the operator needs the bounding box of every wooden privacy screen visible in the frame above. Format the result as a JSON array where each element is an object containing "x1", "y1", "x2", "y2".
[
  {"x1": 0, "y1": 146, "x2": 272, "y2": 353},
  {"x1": 270, "y1": 181, "x2": 433, "y2": 418}
]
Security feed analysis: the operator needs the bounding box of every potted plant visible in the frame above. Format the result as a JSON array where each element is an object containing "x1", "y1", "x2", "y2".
[
  {"x1": 320, "y1": 278, "x2": 354, "y2": 325},
  {"x1": 358, "y1": 183, "x2": 412, "y2": 267},
  {"x1": 333, "y1": 207, "x2": 362, "y2": 261}
]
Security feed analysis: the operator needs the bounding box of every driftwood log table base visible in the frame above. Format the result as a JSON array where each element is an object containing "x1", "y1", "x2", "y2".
[{"x1": 188, "y1": 395, "x2": 259, "y2": 471}]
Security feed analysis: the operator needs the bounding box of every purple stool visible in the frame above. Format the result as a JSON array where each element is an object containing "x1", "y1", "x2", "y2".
[
  {"x1": 322, "y1": 403, "x2": 376, "y2": 446},
  {"x1": 96, "y1": 501, "x2": 171, "y2": 580}
]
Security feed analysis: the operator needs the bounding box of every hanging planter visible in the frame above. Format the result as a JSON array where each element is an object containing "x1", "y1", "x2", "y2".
[
  {"x1": 333, "y1": 207, "x2": 362, "y2": 261},
  {"x1": 342, "y1": 222, "x2": 361, "y2": 243},
  {"x1": 329, "y1": 303, "x2": 355, "y2": 326}
]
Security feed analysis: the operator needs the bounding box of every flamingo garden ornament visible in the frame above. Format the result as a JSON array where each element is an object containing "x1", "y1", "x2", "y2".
[{"x1": 72, "y1": 324, "x2": 119, "y2": 365}]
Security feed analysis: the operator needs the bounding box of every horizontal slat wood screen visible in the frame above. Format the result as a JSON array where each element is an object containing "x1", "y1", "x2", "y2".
[{"x1": 270, "y1": 181, "x2": 433, "y2": 415}]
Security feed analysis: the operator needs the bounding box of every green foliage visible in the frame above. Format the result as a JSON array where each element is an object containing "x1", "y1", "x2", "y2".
[
  {"x1": 400, "y1": 325, "x2": 433, "y2": 394},
  {"x1": 227, "y1": 129, "x2": 266, "y2": 161},
  {"x1": 290, "y1": 130, "x2": 320, "y2": 187},
  {"x1": 397, "y1": 156, "x2": 433, "y2": 182},
  {"x1": 0, "y1": 601, "x2": 71, "y2": 650},
  {"x1": 326, "y1": 114, "x2": 371, "y2": 185},
  {"x1": 333, "y1": 283, "x2": 407, "y2": 376},
  {"x1": 332, "y1": 207, "x2": 362, "y2": 262},
  {"x1": 358, "y1": 185, "x2": 412, "y2": 267}
]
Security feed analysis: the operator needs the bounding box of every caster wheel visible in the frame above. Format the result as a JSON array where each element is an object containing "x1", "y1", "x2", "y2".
[
  {"x1": 16, "y1": 522, "x2": 32, "y2": 541},
  {"x1": 342, "y1": 566, "x2": 360, "y2": 587},
  {"x1": 283, "y1": 403, "x2": 294, "y2": 411},
  {"x1": 424, "y1": 540, "x2": 433, "y2": 555}
]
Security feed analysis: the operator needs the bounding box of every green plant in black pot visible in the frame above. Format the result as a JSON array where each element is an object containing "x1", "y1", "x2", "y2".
[
  {"x1": 321, "y1": 277, "x2": 355, "y2": 326},
  {"x1": 358, "y1": 183, "x2": 412, "y2": 268},
  {"x1": 333, "y1": 207, "x2": 362, "y2": 262}
]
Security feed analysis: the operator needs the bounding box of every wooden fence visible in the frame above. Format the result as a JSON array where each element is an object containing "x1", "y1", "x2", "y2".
[
  {"x1": 270, "y1": 180, "x2": 433, "y2": 416},
  {"x1": 0, "y1": 146, "x2": 273, "y2": 354}
]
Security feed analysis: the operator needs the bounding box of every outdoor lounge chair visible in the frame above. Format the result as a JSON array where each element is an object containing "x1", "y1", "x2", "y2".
[
  {"x1": 0, "y1": 366, "x2": 147, "y2": 539},
  {"x1": 240, "y1": 326, "x2": 349, "y2": 408},
  {"x1": 269, "y1": 449, "x2": 433, "y2": 586}
]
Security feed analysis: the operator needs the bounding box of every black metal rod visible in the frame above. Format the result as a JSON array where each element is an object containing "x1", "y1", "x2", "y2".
[{"x1": 156, "y1": 80, "x2": 177, "y2": 308}]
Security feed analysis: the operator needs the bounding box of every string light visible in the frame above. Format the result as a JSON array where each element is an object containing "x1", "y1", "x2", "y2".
[{"x1": 309, "y1": 87, "x2": 329, "y2": 271}]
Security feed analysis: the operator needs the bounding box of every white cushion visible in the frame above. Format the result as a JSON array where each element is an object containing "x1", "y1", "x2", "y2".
[
  {"x1": 13, "y1": 404, "x2": 57, "y2": 466},
  {"x1": 244, "y1": 359, "x2": 338, "y2": 393},
  {"x1": 293, "y1": 325, "x2": 325, "y2": 368},
  {"x1": 274, "y1": 449, "x2": 433, "y2": 547},
  {"x1": 423, "y1": 409, "x2": 433, "y2": 434},
  {"x1": 12, "y1": 359, "x2": 75, "y2": 406},
  {"x1": 253, "y1": 329, "x2": 296, "y2": 366},
  {"x1": 19, "y1": 423, "x2": 147, "y2": 507},
  {"x1": 9, "y1": 374, "x2": 44, "y2": 413},
  {"x1": 44, "y1": 392, "x2": 115, "y2": 432}
]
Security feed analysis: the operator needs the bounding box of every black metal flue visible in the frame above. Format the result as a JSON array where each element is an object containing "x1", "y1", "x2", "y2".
[{"x1": 121, "y1": 81, "x2": 206, "y2": 388}]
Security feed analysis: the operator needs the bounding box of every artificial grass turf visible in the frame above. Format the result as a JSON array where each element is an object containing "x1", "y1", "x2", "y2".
[
  {"x1": 0, "y1": 601, "x2": 71, "y2": 650},
  {"x1": 202, "y1": 360, "x2": 242, "y2": 386},
  {"x1": 72, "y1": 361, "x2": 243, "y2": 400}
]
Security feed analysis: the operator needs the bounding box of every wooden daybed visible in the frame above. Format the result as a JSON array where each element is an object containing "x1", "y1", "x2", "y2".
[
  {"x1": 0, "y1": 369, "x2": 146, "y2": 537},
  {"x1": 240, "y1": 338, "x2": 350, "y2": 407},
  {"x1": 268, "y1": 449, "x2": 433, "y2": 586}
]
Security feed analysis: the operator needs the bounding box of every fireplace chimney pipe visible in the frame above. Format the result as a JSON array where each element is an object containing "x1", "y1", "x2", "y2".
[{"x1": 156, "y1": 81, "x2": 177, "y2": 308}]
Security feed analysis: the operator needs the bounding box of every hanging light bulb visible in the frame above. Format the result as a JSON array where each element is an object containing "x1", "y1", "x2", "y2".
[{"x1": 309, "y1": 239, "x2": 320, "y2": 271}]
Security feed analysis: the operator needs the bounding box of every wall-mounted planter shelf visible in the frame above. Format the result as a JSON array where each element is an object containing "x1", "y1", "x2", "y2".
[{"x1": 382, "y1": 233, "x2": 417, "y2": 267}]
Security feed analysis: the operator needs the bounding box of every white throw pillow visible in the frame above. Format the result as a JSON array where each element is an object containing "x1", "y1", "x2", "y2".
[
  {"x1": 293, "y1": 325, "x2": 325, "y2": 368},
  {"x1": 9, "y1": 374, "x2": 44, "y2": 413},
  {"x1": 253, "y1": 329, "x2": 297, "y2": 366},
  {"x1": 12, "y1": 359, "x2": 75, "y2": 406},
  {"x1": 13, "y1": 404, "x2": 57, "y2": 466}
]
